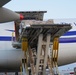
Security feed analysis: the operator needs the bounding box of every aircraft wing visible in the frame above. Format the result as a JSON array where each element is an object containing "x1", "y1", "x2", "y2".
[{"x1": 0, "y1": 0, "x2": 11, "y2": 7}]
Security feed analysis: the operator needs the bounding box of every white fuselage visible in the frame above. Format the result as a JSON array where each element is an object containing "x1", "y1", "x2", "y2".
[
  {"x1": 54, "y1": 19, "x2": 76, "y2": 65},
  {"x1": 0, "y1": 19, "x2": 76, "y2": 72}
]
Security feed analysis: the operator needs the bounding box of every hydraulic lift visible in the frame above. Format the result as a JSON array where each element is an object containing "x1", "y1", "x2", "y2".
[
  {"x1": 11, "y1": 11, "x2": 72, "y2": 75},
  {"x1": 12, "y1": 23, "x2": 71, "y2": 75}
]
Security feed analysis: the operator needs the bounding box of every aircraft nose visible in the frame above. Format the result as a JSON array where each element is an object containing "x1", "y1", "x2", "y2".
[{"x1": 20, "y1": 14, "x2": 24, "y2": 20}]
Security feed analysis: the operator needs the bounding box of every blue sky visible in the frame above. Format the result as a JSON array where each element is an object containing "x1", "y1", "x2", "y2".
[
  {"x1": 4, "y1": 0, "x2": 76, "y2": 19},
  {"x1": 4, "y1": 0, "x2": 76, "y2": 71}
]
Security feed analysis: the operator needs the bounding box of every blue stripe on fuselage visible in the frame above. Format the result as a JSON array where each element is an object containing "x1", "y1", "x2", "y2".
[
  {"x1": 63, "y1": 31, "x2": 76, "y2": 36},
  {"x1": 59, "y1": 37, "x2": 76, "y2": 43},
  {"x1": 0, "y1": 30, "x2": 76, "y2": 43},
  {"x1": 0, "y1": 36, "x2": 15, "y2": 41},
  {"x1": 0, "y1": 36, "x2": 11, "y2": 41},
  {"x1": 0, "y1": 36, "x2": 76, "y2": 43}
]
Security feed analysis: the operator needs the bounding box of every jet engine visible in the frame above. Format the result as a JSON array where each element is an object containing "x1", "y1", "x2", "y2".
[{"x1": 0, "y1": 7, "x2": 24, "y2": 23}]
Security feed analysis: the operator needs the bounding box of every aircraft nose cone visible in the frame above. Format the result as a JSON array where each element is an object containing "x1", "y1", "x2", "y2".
[{"x1": 20, "y1": 14, "x2": 24, "y2": 20}]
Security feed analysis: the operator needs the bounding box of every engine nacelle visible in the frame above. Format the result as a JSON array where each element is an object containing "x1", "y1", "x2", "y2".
[{"x1": 0, "y1": 7, "x2": 24, "y2": 23}]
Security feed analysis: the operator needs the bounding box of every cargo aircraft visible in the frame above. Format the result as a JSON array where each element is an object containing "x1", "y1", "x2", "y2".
[
  {"x1": 0, "y1": 19, "x2": 76, "y2": 72},
  {"x1": 0, "y1": 0, "x2": 76, "y2": 73}
]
